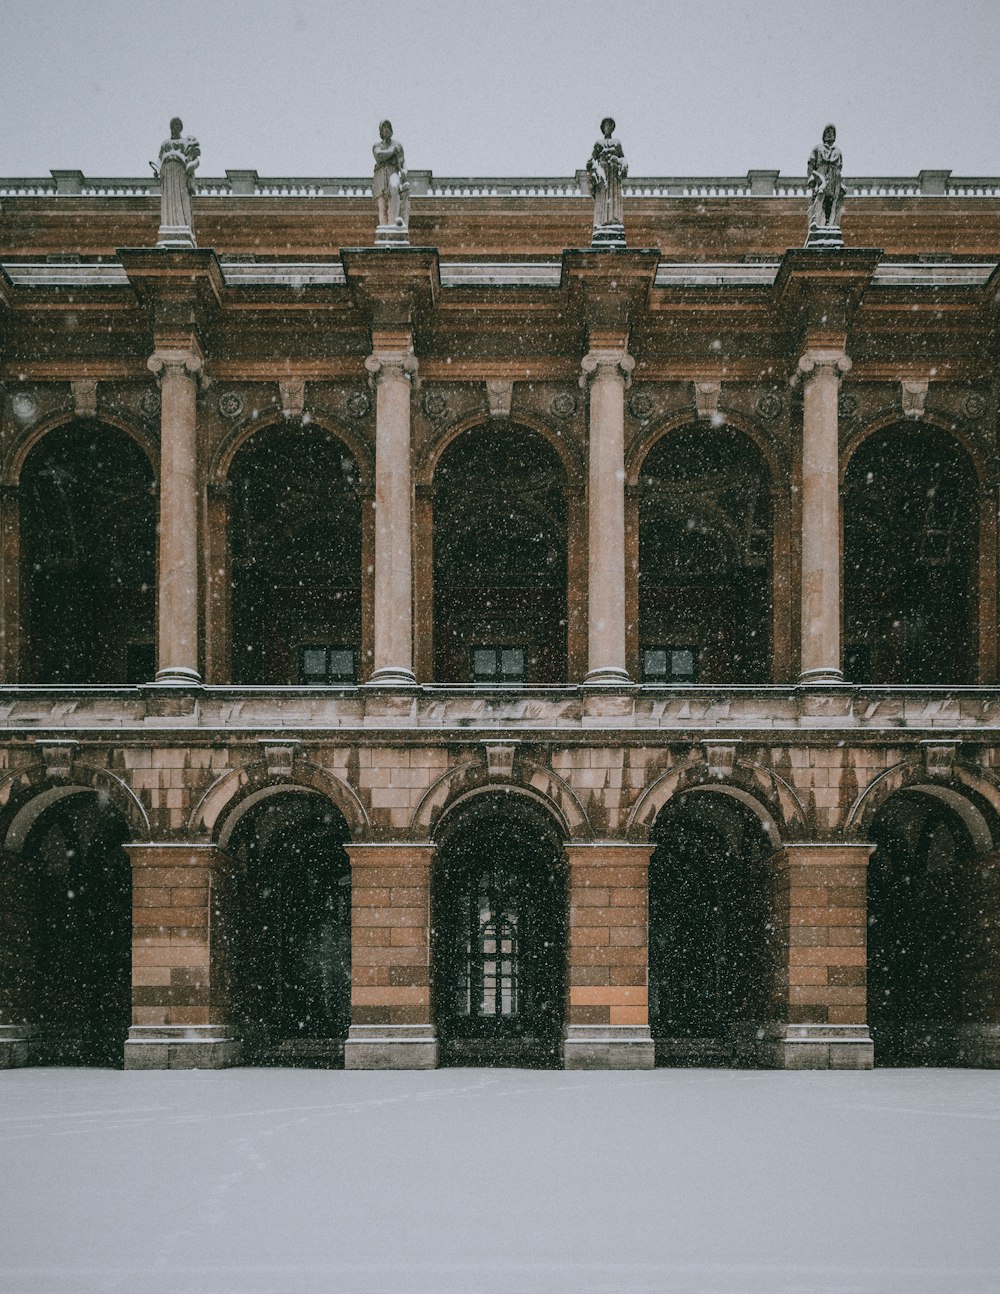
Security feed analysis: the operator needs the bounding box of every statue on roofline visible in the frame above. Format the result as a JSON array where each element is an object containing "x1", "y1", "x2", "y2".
[
  {"x1": 587, "y1": 117, "x2": 627, "y2": 248},
  {"x1": 806, "y1": 123, "x2": 846, "y2": 247},
  {"x1": 154, "y1": 117, "x2": 200, "y2": 249},
  {"x1": 373, "y1": 119, "x2": 410, "y2": 244}
]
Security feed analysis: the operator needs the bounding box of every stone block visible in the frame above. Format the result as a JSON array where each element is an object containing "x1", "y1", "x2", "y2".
[
  {"x1": 0, "y1": 1024, "x2": 37, "y2": 1068},
  {"x1": 774, "y1": 1024, "x2": 873, "y2": 1070},
  {"x1": 344, "y1": 1024, "x2": 438, "y2": 1070},
  {"x1": 123, "y1": 1025, "x2": 241, "y2": 1070},
  {"x1": 563, "y1": 1024, "x2": 654, "y2": 1070}
]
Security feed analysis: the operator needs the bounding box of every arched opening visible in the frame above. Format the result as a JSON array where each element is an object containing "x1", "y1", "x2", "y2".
[
  {"x1": 229, "y1": 426, "x2": 362, "y2": 685},
  {"x1": 638, "y1": 425, "x2": 772, "y2": 684},
  {"x1": 433, "y1": 425, "x2": 567, "y2": 683},
  {"x1": 432, "y1": 793, "x2": 567, "y2": 1065},
  {"x1": 20, "y1": 422, "x2": 155, "y2": 683},
  {"x1": 868, "y1": 789, "x2": 989, "y2": 1065},
  {"x1": 10, "y1": 791, "x2": 131, "y2": 1065},
  {"x1": 649, "y1": 791, "x2": 777, "y2": 1065},
  {"x1": 228, "y1": 791, "x2": 351, "y2": 1065},
  {"x1": 844, "y1": 425, "x2": 978, "y2": 684}
]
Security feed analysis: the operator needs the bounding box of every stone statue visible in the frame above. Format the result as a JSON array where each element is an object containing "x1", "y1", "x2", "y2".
[
  {"x1": 155, "y1": 117, "x2": 200, "y2": 248},
  {"x1": 586, "y1": 118, "x2": 627, "y2": 247},
  {"x1": 373, "y1": 119, "x2": 410, "y2": 244},
  {"x1": 806, "y1": 123, "x2": 846, "y2": 247}
]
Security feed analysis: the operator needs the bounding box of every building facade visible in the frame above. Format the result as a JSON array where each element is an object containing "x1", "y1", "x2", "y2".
[{"x1": 0, "y1": 163, "x2": 999, "y2": 1072}]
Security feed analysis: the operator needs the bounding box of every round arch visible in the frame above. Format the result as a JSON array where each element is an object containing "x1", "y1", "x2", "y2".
[
  {"x1": 0, "y1": 763, "x2": 151, "y2": 849},
  {"x1": 4, "y1": 410, "x2": 159, "y2": 488},
  {"x1": 626, "y1": 409, "x2": 787, "y2": 490},
  {"x1": 840, "y1": 409, "x2": 993, "y2": 490},
  {"x1": 211, "y1": 409, "x2": 374, "y2": 493},
  {"x1": 412, "y1": 757, "x2": 588, "y2": 842},
  {"x1": 846, "y1": 759, "x2": 998, "y2": 853},
  {"x1": 416, "y1": 410, "x2": 584, "y2": 491}
]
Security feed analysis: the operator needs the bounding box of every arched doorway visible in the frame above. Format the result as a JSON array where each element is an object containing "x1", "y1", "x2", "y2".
[
  {"x1": 13, "y1": 791, "x2": 132, "y2": 1065},
  {"x1": 433, "y1": 794, "x2": 567, "y2": 1065},
  {"x1": 868, "y1": 789, "x2": 988, "y2": 1065},
  {"x1": 229, "y1": 426, "x2": 362, "y2": 685},
  {"x1": 433, "y1": 426, "x2": 567, "y2": 683},
  {"x1": 20, "y1": 422, "x2": 156, "y2": 683},
  {"x1": 228, "y1": 792, "x2": 351, "y2": 1065},
  {"x1": 649, "y1": 791, "x2": 777, "y2": 1065},
  {"x1": 843, "y1": 425, "x2": 978, "y2": 683},
  {"x1": 638, "y1": 425, "x2": 773, "y2": 684}
]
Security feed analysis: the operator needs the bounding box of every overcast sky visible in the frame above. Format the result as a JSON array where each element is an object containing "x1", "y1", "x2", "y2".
[{"x1": 1, "y1": 0, "x2": 997, "y2": 179}]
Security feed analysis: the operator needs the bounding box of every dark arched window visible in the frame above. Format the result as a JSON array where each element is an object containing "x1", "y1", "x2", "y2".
[
  {"x1": 21, "y1": 423, "x2": 155, "y2": 682},
  {"x1": 228, "y1": 792, "x2": 351, "y2": 1064},
  {"x1": 638, "y1": 426, "x2": 772, "y2": 684},
  {"x1": 844, "y1": 426, "x2": 978, "y2": 684},
  {"x1": 230, "y1": 426, "x2": 362, "y2": 684},
  {"x1": 433, "y1": 796, "x2": 566, "y2": 1065},
  {"x1": 433, "y1": 426, "x2": 567, "y2": 683}
]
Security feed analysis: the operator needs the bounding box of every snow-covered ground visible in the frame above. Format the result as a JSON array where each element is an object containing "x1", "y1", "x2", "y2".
[{"x1": 1, "y1": 1068, "x2": 998, "y2": 1294}]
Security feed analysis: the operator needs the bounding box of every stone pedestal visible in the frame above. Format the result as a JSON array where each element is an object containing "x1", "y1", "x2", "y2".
[
  {"x1": 582, "y1": 345, "x2": 634, "y2": 686},
  {"x1": 772, "y1": 842, "x2": 874, "y2": 1070},
  {"x1": 344, "y1": 843, "x2": 437, "y2": 1069},
  {"x1": 564, "y1": 843, "x2": 654, "y2": 1069},
  {"x1": 365, "y1": 336, "x2": 418, "y2": 686},
  {"x1": 149, "y1": 345, "x2": 203, "y2": 684},
  {"x1": 797, "y1": 349, "x2": 850, "y2": 682},
  {"x1": 123, "y1": 844, "x2": 239, "y2": 1070}
]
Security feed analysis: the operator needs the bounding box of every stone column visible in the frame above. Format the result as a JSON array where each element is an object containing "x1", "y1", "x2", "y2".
[
  {"x1": 203, "y1": 480, "x2": 230, "y2": 684},
  {"x1": 582, "y1": 347, "x2": 635, "y2": 685},
  {"x1": 771, "y1": 842, "x2": 874, "y2": 1069},
  {"x1": 563, "y1": 842, "x2": 654, "y2": 1069},
  {"x1": 123, "y1": 844, "x2": 239, "y2": 1069},
  {"x1": 797, "y1": 349, "x2": 850, "y2": 682},
  {"x1": 364, "y1": 338, "x2": 418, "y2": 685},
  {"x1": 148, "y1": 345, "x2": 203, "y2": 684},
  {"x1": 344, "y1": 843, "x2": 437, "y2": 1068}
]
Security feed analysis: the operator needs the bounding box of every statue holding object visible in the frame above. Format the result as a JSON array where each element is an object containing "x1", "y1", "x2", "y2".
[
  {"x1": 587, "y1": 117, "x2": 627, "y2": 248},
  {"x1": 155, "y1": 117, "x2": 200, "y2": 248},
  {"x1": 806, "y1": 123, "x2": 846, "y2": 247},
  {"x1": 373, "y1": 120, "x2": 411, "y2": 245}
]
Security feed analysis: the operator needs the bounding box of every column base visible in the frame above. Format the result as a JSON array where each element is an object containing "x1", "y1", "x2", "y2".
[
  {"x1": 563, "y1": 1024, "x2": 654, "y2": 1070},
  {"x1": 797, "y1": 667, "x2": 845, "y2": 684},
  {"x1": 0, "y1": 1025, "x2": 38, "y2": 1068},
  {"x1": 123, "y1": 1025, "x2": 241, "y2": 1070},
  {"x1": 365, "y1": 666, "x2": 417, "y2": 687},
  {"x1": 583, "y1": 666, "x2": 633, "y2": 687},
  {"x1": 774, "y1": 1024, "x2": 873, "y2": 1070},
  {"x1": 374, "y1": 225, "x2": 410, "y2": 246},
  {"x1": 153, "y1": 666, "x2": 202, "y2": 685},
  {"x1": 156, "y1": 227, "x2": 197, "y2": 248},
  {"x1": 344, "y1": 1024, "x2": 438, "y2": 1070}
]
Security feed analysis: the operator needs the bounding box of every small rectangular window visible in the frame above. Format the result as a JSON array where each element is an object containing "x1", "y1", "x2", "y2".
[
  {"x1": 471, "y1": 645, "x2": 527, "y2": 684},
  {"x1": 643, "y1": 645, "x2": 698, "y2": 683},
  {"x1": 298, "y1": 646, "x2": 356, "y2": 685}
]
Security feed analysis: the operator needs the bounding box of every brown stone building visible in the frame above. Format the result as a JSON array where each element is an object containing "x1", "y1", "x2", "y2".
[{"x1": 0, "y1": 164, "x2": 999, "y2": 1072}]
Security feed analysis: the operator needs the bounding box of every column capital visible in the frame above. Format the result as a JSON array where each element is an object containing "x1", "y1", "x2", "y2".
[
  {"x1": 364, "y1": 349, "x2": 419, "y2": 385},
  {"x1": 795, "y1": 348, "x2": 852, "y2": 382},
  {"x1": 580, "y1": 347, "x2": 635, "y2": 389},
  {"x1": 147, "y1": 341, "x2": 204, "y2": 383}
]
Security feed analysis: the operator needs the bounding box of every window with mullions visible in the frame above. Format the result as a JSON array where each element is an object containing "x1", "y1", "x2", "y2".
[
  {"x1": 455, "y1": 885, "x2": 520, "y2": 1020},
  {"x1": 471, "y1": 646, "x2": 526, "y2": 684},
  {"x1": 298, "y1": 645, "x2": 356, "y2": 685},
  {"x1": 643, "y1": 645, "x2": 698, "y2": 683}
]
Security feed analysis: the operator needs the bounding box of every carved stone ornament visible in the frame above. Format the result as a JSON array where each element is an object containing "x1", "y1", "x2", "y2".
[
  {"x1": 838, "y1": 392, "x2": 859, "y2": 419},
  {"x1": 483, "y1": 741, "x2": 517, "y2": 781},
  {"x1": 755, "y1": 392, "x2": 782, "y2": 420},
  {"x1": 586, "y1": 117, "x2": 627, "y2": 248},
  {"x1": 422, "y1": 390, "x2": 449, "y2": 420},
  {"x1": 138, "y1": 388, "x2": 161, "y2": 418},
  {"x1": 703, "y1": 741, "x2": 738, "y2": 780},
  {"x1": 345, "y1": 390, "x2": 371, "y2": 418},
  {"x1": 694, "y1": 380, "x2": 722, "y2": 421},
  {"x1": 628, "y1": 390, "x2": 655, "y2": 420},
  {"x1": 372, "y1": 119, "x2": 410, "y2": 244},
  {"x1": 40, "y1": 740, "x2": 76, "y2": 782},
  {"x1": 901, "y1": 379, "x2": 928, "y2": 418},
  {"x1": 260, "y1": 739, "x2": 300, "y2": 779},
  {"x1": 921, "y1": 741, "x2": 957, "y2": 782},
  {"x1": 155, "y1": 117, "x2": 200, "y2": 249},
  {"x1": 10, "y1": 391, "x2": 38, "y2": 422},
  {"x1": 550, "y1": 391, "x2": 578, "y2": 419},
  {"x1": 486, "y1": 380, "x2": 513, "y2": 418},
  {"x1": 964, "y1": 393, "x2": 987, "y2": 419},
  {"x1": 805, "y1": 123, "x2": 846, "y2": 248},
  {"x1": 279, "y1": 378, "x2": 306, "y2": 418},
  {"x1": 218, "y1": 392, "x2": 245, "y2": 419},
  {"x1": 71, "y1": 379, "x2": 98, "y2": 418}
]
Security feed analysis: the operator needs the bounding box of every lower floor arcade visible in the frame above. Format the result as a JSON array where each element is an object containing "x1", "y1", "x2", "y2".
[{"x1": 2, "y1": 772, "x2": 998, "y2": 1072}]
